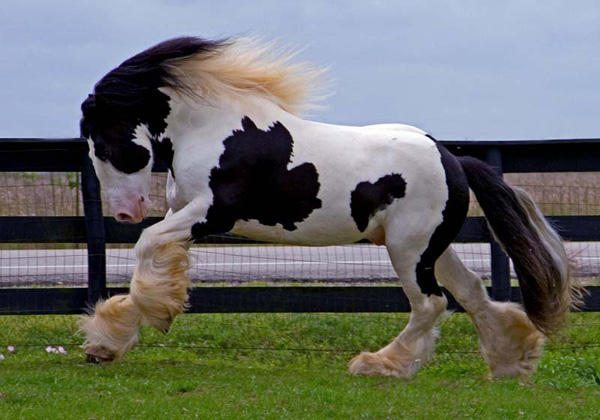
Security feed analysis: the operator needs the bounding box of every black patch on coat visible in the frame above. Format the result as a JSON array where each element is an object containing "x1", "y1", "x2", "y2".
[
  {"x1": 80, "y1": 37, "x2": 226, "y2": 173},
  {"x1": 191, "y1": 117, "x2": 322, "y2": 238},
  {"x1": 350, "y1": 174, "x2": 407, "y2": 232},
  {"x1": 415, "y1": 141, "x2": 469, "y2": 296},
  {"x1": 151, "y1": 137, "x2": 175, "y2": 175}
]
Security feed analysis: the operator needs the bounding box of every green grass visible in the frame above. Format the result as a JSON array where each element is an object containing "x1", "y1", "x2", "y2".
[{"x1": 0, "y1": 313, "x2": 599, "y2": 419}]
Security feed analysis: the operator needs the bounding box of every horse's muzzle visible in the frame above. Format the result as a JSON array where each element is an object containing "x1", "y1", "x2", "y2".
[{"x1": 112, "y1": 195, "x2": 148, "y2": 224}]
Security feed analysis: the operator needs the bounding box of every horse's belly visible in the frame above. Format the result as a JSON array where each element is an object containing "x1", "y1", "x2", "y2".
[{"x1": 231, "y1": 217, "x2": 364, "y2": 246}]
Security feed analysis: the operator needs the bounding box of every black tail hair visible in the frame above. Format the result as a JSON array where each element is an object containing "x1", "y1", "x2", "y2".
[{"x1": 458, "y1": 156, "x2": 581, "y2": 335}]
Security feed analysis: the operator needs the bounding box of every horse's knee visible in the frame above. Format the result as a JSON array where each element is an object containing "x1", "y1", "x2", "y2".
[
  {"x1": 134, "y1": 225, "x2": 159, "y2": 260},
  {"x1": 130, "y1": 241, "x2": 191, "y2": 332},
  {"x1": 135, "y1": 222, "x2": 192, "y2": 260}
]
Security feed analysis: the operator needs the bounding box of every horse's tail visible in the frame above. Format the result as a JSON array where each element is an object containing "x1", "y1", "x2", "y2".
[{"x1": 458, "y1": 156, "x2": 582, "y2": 335}]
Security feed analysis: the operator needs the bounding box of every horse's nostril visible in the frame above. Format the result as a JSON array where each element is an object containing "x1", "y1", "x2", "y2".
[
  {"x1": 116, "y1": 212, "x2": 134, "y2": 222},
  {"x1": 140, "y1": 196, "x2": 145, "y2": 202}
]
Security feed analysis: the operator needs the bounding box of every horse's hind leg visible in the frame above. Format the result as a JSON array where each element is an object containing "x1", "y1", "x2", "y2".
[
  {"x1": 349, "y1": 235, "x2": 448, "y2": 378},
  {"x1": 435, "y1": 247, "x2": 545, "y2": 378},
  {"x1": 349, "y1": 145, "x2": 471, "y2": 378}
]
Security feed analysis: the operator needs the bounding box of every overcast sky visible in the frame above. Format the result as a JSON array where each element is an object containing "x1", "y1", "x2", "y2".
[{"x1": 1, "y1": 1, "x2": 599, "y2": 140}]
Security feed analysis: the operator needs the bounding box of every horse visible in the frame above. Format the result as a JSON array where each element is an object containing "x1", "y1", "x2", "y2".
[{"x1": 78, "y1": 36, "x2": 581, "y2": 378}]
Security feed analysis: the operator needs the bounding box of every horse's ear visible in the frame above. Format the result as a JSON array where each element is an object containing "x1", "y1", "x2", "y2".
[{"x1": 81, "y1": 94, "x2": 97, "y2": 113}]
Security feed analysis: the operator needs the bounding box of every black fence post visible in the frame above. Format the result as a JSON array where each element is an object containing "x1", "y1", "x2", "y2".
[
  {"x1": 81, "y1": 156, "x2": 107, "y2": 305},
  {"x1": 485, "y1": 147, "x2": 511, "y2": 301}
]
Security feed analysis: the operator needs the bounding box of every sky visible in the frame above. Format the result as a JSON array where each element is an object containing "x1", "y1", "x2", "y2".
[{"x1": 1, "y1": 0, "x2": 599, "y2": 140}]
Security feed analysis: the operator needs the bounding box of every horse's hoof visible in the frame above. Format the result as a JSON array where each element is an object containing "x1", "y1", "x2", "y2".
[
  {"x1": 349, "y1": 352, "x2": 399, "y2": 377},
  {"x1": 84, "y1": 345, "x2": 116, "y2": 364},
  {"x1": 85, "y1": 353, "x2": 114, "y2": 364},
  {"x1": 489, "y1": 356, "x2": 539, "y2": 379},
  {"x1": 349, "y1": 350, "x2": 420, "y2": 378},
  {"x1": 85, "y1": 353, "x2": 99, "y2": 364}
]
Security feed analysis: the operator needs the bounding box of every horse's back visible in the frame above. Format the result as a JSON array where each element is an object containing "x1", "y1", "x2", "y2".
[{"x1": 360, "y1": 123, "x2": 427, "y2": 136}]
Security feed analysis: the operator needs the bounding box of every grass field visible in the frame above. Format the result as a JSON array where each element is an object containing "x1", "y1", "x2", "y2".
[{"x1": 0, "y1": 312, "x2": 599, "y2": 419}]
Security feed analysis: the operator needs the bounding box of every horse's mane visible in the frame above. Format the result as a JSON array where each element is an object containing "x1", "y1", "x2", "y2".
[{"x1": 92, "y1": 36, "x2": 325, "y2": 116}]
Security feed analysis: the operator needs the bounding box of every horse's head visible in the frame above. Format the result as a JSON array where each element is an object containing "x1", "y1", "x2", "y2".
[
  {"x1": 80, "y1": 37, "x2": 230, "y2": 223},
  {"x1": 80, "y1": 93, "x2": 154, "y2": 223}
]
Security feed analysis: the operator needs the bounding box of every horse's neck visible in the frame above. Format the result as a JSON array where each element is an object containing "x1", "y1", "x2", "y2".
[
  {"x1": 162, "y1": 93, "x2": 304, "y2": 189},
  {"x1": 165, "y1": 94, "x2": 300, "y2": 145}
]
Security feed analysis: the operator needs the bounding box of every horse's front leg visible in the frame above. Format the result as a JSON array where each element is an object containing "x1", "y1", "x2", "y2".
[{"x1": 80, "y1": 199, "x2": 210, "y2": 362}]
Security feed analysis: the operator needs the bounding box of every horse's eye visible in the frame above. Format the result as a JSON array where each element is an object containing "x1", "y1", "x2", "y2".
[{"x1": 94, "y1": 142, "x2": 110, "y2": 161}]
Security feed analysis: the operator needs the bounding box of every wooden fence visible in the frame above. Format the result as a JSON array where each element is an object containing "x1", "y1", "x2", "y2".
[{"x1": 0, "y1": 138, "x2": 599, "y2": 314}]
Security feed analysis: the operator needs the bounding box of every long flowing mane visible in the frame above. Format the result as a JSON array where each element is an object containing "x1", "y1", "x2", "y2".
[
  {"x1": 172, "y1": 38, "x2": 326, "y2": 114},
  {"x1": 92, "y1": 37, "x2": 326, "y2": 116}
]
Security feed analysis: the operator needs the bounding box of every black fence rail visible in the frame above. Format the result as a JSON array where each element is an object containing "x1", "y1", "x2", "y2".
[{"x1": 0, "y1": 137, "x2": 599, "y2": 314}]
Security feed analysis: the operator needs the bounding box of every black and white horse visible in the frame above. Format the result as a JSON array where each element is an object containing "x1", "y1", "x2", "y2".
[{"x1": 79, "y1": 37, "x2": 580, "y2": 378}]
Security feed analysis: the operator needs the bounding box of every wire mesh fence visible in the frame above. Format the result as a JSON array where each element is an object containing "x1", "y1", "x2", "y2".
[
  {"x1": 0, "y1": 171, "x2": 599, "y2": 288},
  {"x1": 0, "y1": 172, "x2": 87, "y2": 287}
]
